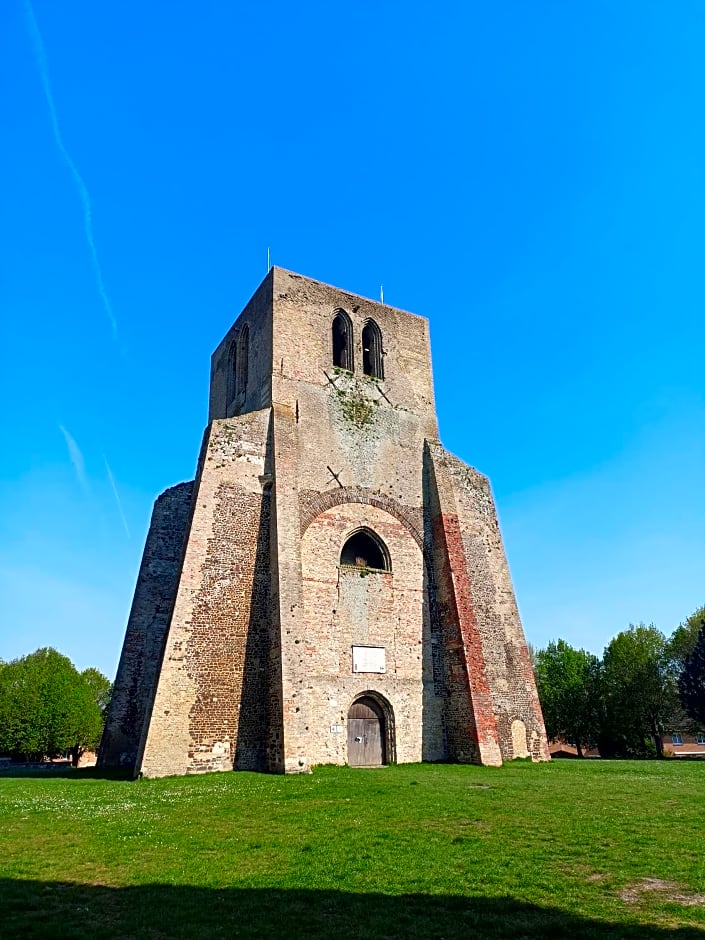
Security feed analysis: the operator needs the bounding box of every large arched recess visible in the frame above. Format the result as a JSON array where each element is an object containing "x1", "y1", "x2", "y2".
[
  {"x1": 298, "y1": 500, "x2": 446, "y2": 767},
  {"x1": 300, "y1": 487, "x2": 424, "y2": 553}
]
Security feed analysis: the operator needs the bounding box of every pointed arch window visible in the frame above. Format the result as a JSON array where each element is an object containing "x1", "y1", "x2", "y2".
[
  {"x1": 340, "y1": 527, "x2": 391, "y2": 572},
  {"x1": 332, "y1": 309, "x2": 354, "y2": 371},
  {"x1": 236, "y1": 324, "x2": 249, "y2": 398},
  {"x1": 227, "y1": 338, "x2": 238, "y2": 407},
  {"x1": 362, "y1": 319, "x2": 383, "y2": 379}
]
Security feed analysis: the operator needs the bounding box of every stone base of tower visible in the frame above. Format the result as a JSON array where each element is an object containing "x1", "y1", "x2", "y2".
[
  {"x1": 100, "y1": 416, "x2": 549, "y2": 778},
  {"x1": 138, "y1": 410, "x2": 281, "y2": 778},
  {"x1": 100, "y1": 410, "x2": 283, "y2": 777}
]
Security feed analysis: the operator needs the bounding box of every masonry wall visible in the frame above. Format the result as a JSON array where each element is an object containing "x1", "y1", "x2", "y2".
[
  {"x1": 138, "y1": 409, "x2": 274, "y2": 777},
  {"x1": 289, "y1": 501, "x2": 445, "y2": 769},
  {"x1": 209, "y1": 273, "x2": 273, "y2": 421},
  {"x1": 427, "y1": 443, "x2": 550, "y2": 762},
  {"x1": 270, "y1": 269, "x2": 438, "y2": 444},
  {"x1": 424, "y1": 446, "x2": 501, "y2": 766},
  {"x1": 99, "y1": 481, "x2": 194, "y2": 770},
  {"x1": 262, "y1": 272, "x2": 446, "y2": 772}
]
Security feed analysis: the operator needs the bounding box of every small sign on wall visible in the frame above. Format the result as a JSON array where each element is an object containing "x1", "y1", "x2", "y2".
[
  {"x1": 330, "y1": 725, "x2": 343, "y2": 734},
  {"x1": 352, "y1": 645, "x2": 386, "y2": 674}
]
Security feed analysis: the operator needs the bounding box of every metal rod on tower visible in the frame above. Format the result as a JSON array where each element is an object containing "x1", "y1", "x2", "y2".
[
  {"x1": 380, "y1": 284, "x2": 384, "y2": 304},
  {"x1": 267, "y1": 247, "x2": 271, "y2": 272}
]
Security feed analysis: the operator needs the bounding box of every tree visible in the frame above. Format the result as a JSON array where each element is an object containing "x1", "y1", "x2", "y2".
[
  {"x1": 601, "y1": 624, "x2": 679, "y2": 759},
  {"x1": 668, "y1": 605, "x2": 705, "y2": 670},
  {"x1": 72, "y1": 667, "x2": 112, "y2": 765},
  {"x1": 81, "y1": 667, "x2": 112, "y2": 714},
  {"x1": 678, "y1": 625, "x2": 705, "y2": 725},
  {"x1": 534, "y1": 640, "x2": 601, "y2": 757},
  {"x1": 0, "y1": 648, "x2": 105, "y2": 764}
]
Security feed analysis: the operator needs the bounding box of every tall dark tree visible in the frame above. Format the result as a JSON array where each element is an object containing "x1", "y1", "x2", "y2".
[
  {"x1": 535, "y1": 640, "x2": 601, "y2": 757},
  {"x1": 678, "y1": 626, "x2": 705, "y2": 725}
]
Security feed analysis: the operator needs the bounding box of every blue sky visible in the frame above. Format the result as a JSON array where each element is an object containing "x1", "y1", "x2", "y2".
[{"x1": 2, "y1": 1, "x2": 704, "y2": 677}]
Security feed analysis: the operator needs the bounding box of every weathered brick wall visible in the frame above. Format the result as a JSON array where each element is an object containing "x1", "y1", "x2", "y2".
[
  {"x1": 424, "y1": 445, "x2": 502, "y2": 766},
  {"x1": 271, "y1": 269, "x2": 438, "y2": 484},
  {"x1": 138, "y1": 410, "x2": 274, "y2": 777},
  {"x1": 209, "y1": 273, "x2": 273, "y2": 421},
  {"x1": 270, "y1": 268, "x2": 437, "y2": 436},
  {"x1": 263, "y1": 272, "x2": 447, "y2": 771},
  {"x1": 99, "y1": 482, "x2": 194, "y2": 770},
  {"x1": 427, "y1": 443, "x2": 550, "y2": 762},
  {"x1": 268, "y1": 403, "x2": 305, "y2": 773},
  {"x1": 289, "y1": 501, "x2": 445, "y2": 769}
]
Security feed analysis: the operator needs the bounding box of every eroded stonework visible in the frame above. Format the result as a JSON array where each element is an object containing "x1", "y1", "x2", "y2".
[{"x1": 99, "y1": 268, "x2": 550, "y2": 776}]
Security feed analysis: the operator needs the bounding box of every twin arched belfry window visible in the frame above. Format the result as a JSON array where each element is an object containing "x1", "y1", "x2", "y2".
[{"x1": 332, "y1": 310, "x2": 384, "y2": 380}]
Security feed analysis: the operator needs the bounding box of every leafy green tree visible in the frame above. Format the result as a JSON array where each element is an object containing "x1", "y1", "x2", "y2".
[
  {"x1": 0, "y1": 648, "x2": 104, "y2": 764},
  {"x1": 72, "y1": 667, "x2": 112, "y2": 765},
  {"x1": 601, "y1": 624, "x2": 679, "y2": 759},
  {"x1": 535, "y1": 640, "x2": 601, "y2": 757},
  {"x1": 668, "y1": 605, "x2": 705, "y2": 670},
  {"x1": 678, "y1": 626, "x2": 705, "y2": 726},
  {"x1": 81, "y1": 667, "x2": 112, "y2": 715}
]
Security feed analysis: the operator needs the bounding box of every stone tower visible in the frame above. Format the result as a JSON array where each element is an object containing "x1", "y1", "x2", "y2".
[{"x1": 99, "y1": 268, "x2": 549, "y2": 777}]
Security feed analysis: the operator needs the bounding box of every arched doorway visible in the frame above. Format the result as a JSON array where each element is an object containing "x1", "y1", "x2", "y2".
[{"x1": 347, "y1": 694, "x2": 393, "y2": 767}]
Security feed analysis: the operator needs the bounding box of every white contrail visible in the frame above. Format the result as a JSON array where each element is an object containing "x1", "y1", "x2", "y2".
[
  {"x1": 104, "y1": 457, "x2": 131, "y2": 539},
  {"x1": 59, "y1": 425, "x2": 89, "y2": 493},
  {"x1": 24, "y1": 0, "x2": 117, "y2": 337}
]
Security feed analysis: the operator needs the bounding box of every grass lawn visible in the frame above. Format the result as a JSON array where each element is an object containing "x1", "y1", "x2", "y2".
[{"x1": 0, "y1": 759, "x2": 704, "y2": 938}]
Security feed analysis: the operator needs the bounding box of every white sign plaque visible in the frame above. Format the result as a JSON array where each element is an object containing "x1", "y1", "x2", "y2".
[{"x1": 352, "y1": 645, "x2": 386, "y2": 674}]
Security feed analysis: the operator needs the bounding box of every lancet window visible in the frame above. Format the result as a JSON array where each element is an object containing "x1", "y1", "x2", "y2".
[
  {"x1": 332, "y1": 310, "x2": 354, "y2": 371},
  {"x1": 236, "y1": 324, "x2": 249, "y2": 398},
  {"x1": 362, "y1": 319, "x2": 383, "y2": 379},
  {"x1": 227, "y1": 338, "x2": 238, "y2": 407}
]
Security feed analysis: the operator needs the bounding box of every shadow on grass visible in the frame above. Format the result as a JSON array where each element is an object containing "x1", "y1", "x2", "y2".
[
  {"x1": 0, "y1": 766, "x2": 132, "y2": 780},
  {"x1": 0, "y1": 880, "x2": 702, "y2": 939}
]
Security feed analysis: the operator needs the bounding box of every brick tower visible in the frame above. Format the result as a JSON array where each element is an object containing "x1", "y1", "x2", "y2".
[{"x1": 99, "y1": 269, "x2": 549, "y2": 776}]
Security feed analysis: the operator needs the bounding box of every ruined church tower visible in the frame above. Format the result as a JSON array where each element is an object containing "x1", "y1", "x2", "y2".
[{"x1": 99, "y1": 269, "x2": 549, "y2": 776}]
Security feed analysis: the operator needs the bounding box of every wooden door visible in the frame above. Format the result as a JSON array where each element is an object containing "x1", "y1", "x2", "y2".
[{"x1": 348, "y1": 698, "x2": 385, "y2": 767}]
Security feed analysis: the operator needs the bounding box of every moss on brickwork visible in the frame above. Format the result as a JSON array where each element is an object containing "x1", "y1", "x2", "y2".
[
  {"x1": 332, "y1": 375, "x2": 381, "y2": 430},
  {"x1": 338, "y1": 388, "x2": 377, "y2": 428}
]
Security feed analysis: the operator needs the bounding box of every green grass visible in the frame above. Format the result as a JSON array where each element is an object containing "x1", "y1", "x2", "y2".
[{"x1": 1, "y1": 760, "x2": 704, "y2": 938}]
